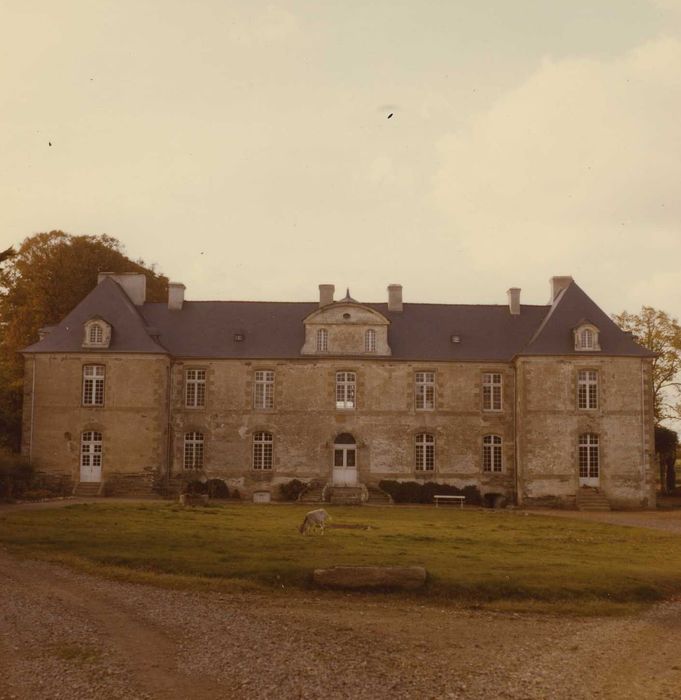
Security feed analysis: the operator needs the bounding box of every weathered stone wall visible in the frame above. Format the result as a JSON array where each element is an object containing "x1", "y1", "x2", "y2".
[
  {"x1": 170, "y1": 359, "x2": 515, "y2": 499},
  {"x1": 516, "y1": 356, "x2": 655, "y2": 508},
  {"x1": 23, "y1": 353, "x2": 170, "y2": 486}
]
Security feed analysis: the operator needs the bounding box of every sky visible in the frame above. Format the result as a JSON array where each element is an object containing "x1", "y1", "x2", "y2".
[{"x1": 2, "y1": 0, "x2": 681, "y2": 317}]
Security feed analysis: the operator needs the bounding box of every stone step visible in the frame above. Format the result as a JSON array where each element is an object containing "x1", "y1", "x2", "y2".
[
  {"x1": 576, "y1": 488, "x2": 611, "y2": 511},
  {"x1": 329, "y1": 486, "x2": 363, "y2": 505},
  {"x1": 366, "y1": 486, "x2": 392, "y2": 505},
  {"x1": 74, "y1": 482, "x2": 101, "y2": 497}
]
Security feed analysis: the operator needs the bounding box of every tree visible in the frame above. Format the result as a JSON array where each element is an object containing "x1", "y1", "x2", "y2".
[
  {"x1": 655, "y1": 426, "x2": 678, "y2": 494},
  {"x1": 613, "y1": 307, "x2": 681, "y2": 423},
  {"x1": 0, "y1": 231, "x2": 168, "y2": 450}
]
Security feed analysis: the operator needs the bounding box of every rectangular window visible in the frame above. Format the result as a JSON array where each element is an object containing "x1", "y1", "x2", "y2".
[
  {"x1": 415, "y1": 434, "x2": 435, "y2": 471},
  {"x1": 254, "y1": 370, "x2": 275, "y2": 409},
  {"x1": 577, "y1": 370, "x2": 598, "y2": 410},
  {"x1": 482, "y1": 373, "x2": 502, "y2": 411},
  {"x1": 482, "y1": 435, "x2": 503, "y2": 472},
  {"x1": 185, "y1": 369, "x2": 206, "y2": 408},
  {"x1": 82, "y1": 365, "x2": 105, "y2": 406},
  {"x1": 415, "y1": 372, "x2": 435, "y2": 410},
  {"x1": 253, "y1": 432, "x2": 273, "y2": 470},
  {"x1": 183, "y1": 432, "x2": 204, "y2": 470},
  {"x1": 335, "y1": 371, "x2": 356, "y2": 410}
]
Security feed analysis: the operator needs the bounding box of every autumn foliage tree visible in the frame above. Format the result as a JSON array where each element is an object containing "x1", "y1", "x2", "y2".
[{"x1": 0, "y1": 231, "x2": 168, "y2": 450}]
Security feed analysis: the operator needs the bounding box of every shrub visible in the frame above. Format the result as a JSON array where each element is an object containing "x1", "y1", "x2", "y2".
[
  {"x1": 20, "y1": 489, "x2": 56, "y2": 501},
  {"x1": 378, "y1": 480, "x2": 482, "y2": 505},
  {"x1": 206, "y1": 479, "x2": 230, "y2": 499},
  {"x1": 184, "y1": 480, "x2": 208, "y2": 495},
  {"x1": 279, "y1": 479, "x2": 306, "y2": 501},
  {"x1": 0, "y1": 450, "x2": 34, "y2": 500}
]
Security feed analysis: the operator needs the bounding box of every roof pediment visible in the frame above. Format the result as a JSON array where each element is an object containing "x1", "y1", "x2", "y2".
[{"x1": 303, "y1": 302, "x2": 390, "y2": 326}]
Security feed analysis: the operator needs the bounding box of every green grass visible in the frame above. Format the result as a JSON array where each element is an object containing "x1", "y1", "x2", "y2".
[{"x1": 2, "y1": 502, "x2": 681, "y2": 614}]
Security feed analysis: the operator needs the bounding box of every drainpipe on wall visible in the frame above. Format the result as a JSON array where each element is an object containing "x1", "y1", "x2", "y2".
[
  {"x1": 640, "y1": 358, "x2": 648, "y2": 505},
  {"x1": 29, "y1": 356, "x2": 36, "y2": 463},
  {"x1": 166, "y1": 362, "x2": 173, "y2": 495},
  {"x1": 513, "y1": 362, "x2": 520, "y2": 506}
]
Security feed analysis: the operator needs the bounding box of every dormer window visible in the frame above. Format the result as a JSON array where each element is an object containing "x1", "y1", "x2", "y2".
[
  {"x1": 365, "y1": 329, "x2": 376, "y2": 353},
  {"x1": 574, "y1": 324, "x2": 600, "y2": 351},
  {"x1": 316, "y1": 328, "x2": 328, "y2": 352},
  {"x1": 82, "y1": 318, "x2": 111, "y2": 349}
]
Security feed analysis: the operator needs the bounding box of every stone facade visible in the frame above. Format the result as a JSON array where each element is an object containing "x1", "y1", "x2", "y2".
[{"x1": 22, "y1": 274, "x2": 656, "y2": 508}]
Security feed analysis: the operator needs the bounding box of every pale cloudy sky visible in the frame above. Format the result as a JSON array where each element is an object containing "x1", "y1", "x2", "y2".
[{"x1": 2, "y1": 0, "x2": 681, "y2": 316}]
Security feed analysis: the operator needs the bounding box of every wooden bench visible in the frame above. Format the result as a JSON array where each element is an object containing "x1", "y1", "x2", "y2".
[{"x1": 433, "y1": 495, "x2": 465, "y2": 509}]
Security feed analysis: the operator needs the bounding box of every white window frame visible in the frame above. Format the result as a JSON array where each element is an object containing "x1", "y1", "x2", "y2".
[
  {"x1": 89, "y1": 323, "x2": 104, "y2": 345},
  {"x1": 316, "y1": 328, "x2": 328, "y2": 352},
  {"x1": 365, "y1": 329, "x2": 376, "y2": 353},
  {"x1": 183, "y1": 431, "x2": 204, "y2": 470},
  {"x1": 80, "y1": 431, "x2": 103, "y2": 469},
  {"x1": 574, "y1": 324, "x2": 600, "y2": 351},
  {"x1": 82, "y1": 365, "x2": 105, "y2": 406},
  {"x1": 254, "y1": 370, "x2": 275, "y2": 409},
  {"x1": 577, "y1": 370, "x2": 598, "y2": 410},
  {"x1": 482, "y1": 434, "x2": 503, "y2": 472},
  {"x1": 253, "y1": 431, "x2": 273, "y2": 470},
  {"x1": 335, "y1": 371, "x2": 356, "y2": 410},
  {"x1": 415, "y1": 371, "x2": 435, "y2": 411},
  {"x1": 578, "y1": 433, "x2": 599, "y2": 477},
  {"x1": 482, "y1": 373, "x2": 503, "y2": 411},
  {"x1": 415, "y1": 433, "x2": 435, "y2": 472},
  {"x1": 185, "y1": 368, "x2": 206, "y2": 408}
]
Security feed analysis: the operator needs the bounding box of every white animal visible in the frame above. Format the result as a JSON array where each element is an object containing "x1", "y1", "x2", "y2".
[{"x1": 299, "y1": 508, "x2": 330, "y2": 535}]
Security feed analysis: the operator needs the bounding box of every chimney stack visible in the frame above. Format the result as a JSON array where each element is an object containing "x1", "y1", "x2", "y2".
[
  {"x1": 549, "y1": 276, "x2": 573, "y2": 303},
  {"x1": 388, "y1": 284, "x2": 403, "y2": 312},
  {"x1": 507, "y1": 287, "x2": 521, "y2": 315},
  {"x1": 168, "y1": 282, "x2": 186, "y2": 310},
  {"x1": 319, "y1": 284, "x2": 335, "y2": 307},
  {"x1": 97, "y1": 272, "x2": 146, "y2": 306}
]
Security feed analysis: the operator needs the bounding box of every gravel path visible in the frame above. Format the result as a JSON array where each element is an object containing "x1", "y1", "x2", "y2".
[
  {"x1": 2, "y1": 548, "x2": 681, "y2": 699},
  {"x1": 529, "y1": 508, "x2": 681, "y2": 534}
]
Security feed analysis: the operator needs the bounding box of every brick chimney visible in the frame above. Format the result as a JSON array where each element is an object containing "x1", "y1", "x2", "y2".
[
  {"x1": 387, "y1": 284, "x2": 403, "y2": 312},
  {"x1": 319, "y1": 284, "x2": 334, "y2": 307},
  {"x1": 549, "y1": 276, "x2": 573, "y2": 302},
  {"x1": 97, "y1": 272, "x2": 146, "y2": 306},
  {"x1": 168, "y1": 282, "x2": 186, "y2": 310},
  {"x1": 507, "y1": 287, "x2": 521, "y2": 315}
]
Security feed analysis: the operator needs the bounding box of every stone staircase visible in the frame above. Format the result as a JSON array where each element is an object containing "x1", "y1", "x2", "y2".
[
  {"x1": 576, "y1": 487, "x2": 611, "y2": 511},
  {"x1": 328, "y1": 486, "x2": 363, "y2": 505},
  {"x1": 366, "y1": 484, "x2": 393, "y2": 505},
  {"x1": 73, "y1": 482, "x2": 101, "y2": 497}
]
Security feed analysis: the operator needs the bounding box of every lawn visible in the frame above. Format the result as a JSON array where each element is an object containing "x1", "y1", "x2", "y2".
[{"x1": 2, "y1": 502, "x2": 681, "y2": 614}]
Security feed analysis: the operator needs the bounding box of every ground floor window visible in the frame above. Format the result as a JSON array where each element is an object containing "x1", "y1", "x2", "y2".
[
  {"x1": 253, "y1": 431, "x2": 273, "y2": 470},
  {"x1": 184, "y1": 431, "x2": 204, "y2": 469},
  {"x1": 415, "y1": 433, "x2": 435, "y2": 471},
  {"x1": 482, "y1": 434, "x2": 502, "y2": 472},
  {"x1": 578, "y1": 433, "x2": 599, "y2": 478}
]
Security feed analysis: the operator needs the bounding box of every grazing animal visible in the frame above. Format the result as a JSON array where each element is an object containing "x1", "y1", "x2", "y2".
[{"x1": 299, "y1": 508, "x2": 330, "y2": 535}]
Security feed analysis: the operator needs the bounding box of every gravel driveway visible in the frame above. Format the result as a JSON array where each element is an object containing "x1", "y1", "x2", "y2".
[{"x1": 2, "y1": 546, "x2": 681, "y2": 700}]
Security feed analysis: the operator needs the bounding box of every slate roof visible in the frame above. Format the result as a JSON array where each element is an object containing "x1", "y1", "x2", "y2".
[{"x1": 23, "y1": 278, "x2": 654, "y2": 361}]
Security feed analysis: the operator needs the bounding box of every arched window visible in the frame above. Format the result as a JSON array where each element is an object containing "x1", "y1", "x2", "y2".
[
  {"x1": 365, "y1": 328, "x2": 376, "y2": 353},
  {"x1": 184, "y1": 432, "x2": 204, "y2": 470},
  {"x1": 578, "y1": 433, "x2": 599, "y2": 479},
  {"x1": 316, "y1": 328, "x2": 328, "y2": 352},
  {"x1": 253, "y1": 431, "x2": 273, "y2": 470},
  {"x1": 415, "y1": 433, "x2": 435, "y2": 472},
  {"x1": 89, "y1": 323, "x2": 103, "y2": 345},
  {"x1": 482, "y1": 435, "x2": 503, "y2": 472},
  {"x1": 574, "y1": 324, "x2": 600, "y2": 351},
  {"x1": 80, "y1": 431, "x2": 103, "y2": 471}
]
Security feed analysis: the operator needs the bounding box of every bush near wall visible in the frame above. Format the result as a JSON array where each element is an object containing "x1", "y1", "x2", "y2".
[
  {"x1": 279, "y1": 479, "x2": 306, "y2": 501},
  {"x1": 0, "y1": 450, "x2": 34, "y2": 500},
  {"x1": 378, "y1": 480, "x2": 482, "y2": 505}
]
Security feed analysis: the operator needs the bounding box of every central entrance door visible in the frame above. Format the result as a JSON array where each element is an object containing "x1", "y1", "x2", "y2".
[{"x1": 333, "y1": 433, "x2": 357, "y2": 486}]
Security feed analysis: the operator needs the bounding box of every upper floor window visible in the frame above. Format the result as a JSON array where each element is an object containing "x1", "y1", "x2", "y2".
[
  {"x1": 316, "y1": 328, "x2": 328, "y2": 352},
  {"x1": 415, "y1": 433, "x2": 435, "y2": 471},
  {"x1": 577, "y1": 370, "x2": 598, "y2": 409},
  {"x1": 254, "y1": 370, "x2": 275, "y2": 409},
  {"x1": 80, "y1": 431, "x2": 103, "y2": 470},
  {"x1": 253, "y1": 431, "x2": 273, "y2": 470},
  {"x1": 482, "y1": 434, "x2": 503, "y2": 472},
  {"x1": 185, "y1": 369, "x2": 206, "y2": 408},
  {"x1": 184, "y1": 431, "x2": 204, "y2": 469},
  {"x1": 415, "y1": 372, "x2": 435, "y2": 410},
  {"x1": 482, "y1": 373, "x2": 503, "y2": 411},
  {"x1": 82, "y1": 365, "x2": 105, "y2": 406},
  {"x1": 574, "y1": 324, "x2": 600, "y2": 351},
  {"x1": 336, "y1": 371, "x2": 356, "y2": 410},
  {"x1": 365, "y1": 329, "x2": 376, "y2": 353}
]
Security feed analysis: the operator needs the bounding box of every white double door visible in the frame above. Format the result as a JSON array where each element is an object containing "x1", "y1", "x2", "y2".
[{"x1": 333, "y1": 444, "x2": 357, "y2": 486}]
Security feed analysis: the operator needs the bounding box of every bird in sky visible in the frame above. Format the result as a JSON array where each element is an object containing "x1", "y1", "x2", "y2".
[{"x1": 387, "y1": 113, "x2": 394, "y2": 119}]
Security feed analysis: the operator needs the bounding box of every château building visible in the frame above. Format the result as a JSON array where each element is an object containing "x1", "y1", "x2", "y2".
[{"x1": 22, "y1": 273, "x2": 656, "y2": 508}]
